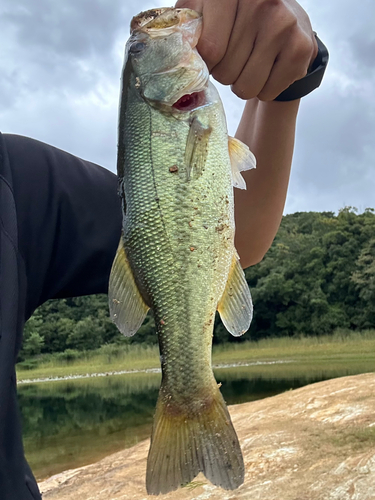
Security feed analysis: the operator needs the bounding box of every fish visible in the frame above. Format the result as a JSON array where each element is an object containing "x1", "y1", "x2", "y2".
[{"x1": 109, "y1": 7, "x2": 256, "y2": 495}]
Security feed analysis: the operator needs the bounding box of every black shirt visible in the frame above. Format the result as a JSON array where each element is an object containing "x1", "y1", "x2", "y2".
[{"x1": 0, "y1": 132, "x2": 122, "y2": 499}]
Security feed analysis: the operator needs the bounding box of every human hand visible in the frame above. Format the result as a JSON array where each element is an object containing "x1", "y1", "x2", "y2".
[{"x1": 174, "y1": 0, "x2": 318, "y2": 101}]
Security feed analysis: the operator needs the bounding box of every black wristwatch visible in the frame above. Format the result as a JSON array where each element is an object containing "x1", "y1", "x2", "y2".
[{"x1": 274, "y1": 34, "x2": 329, "y2": 101}]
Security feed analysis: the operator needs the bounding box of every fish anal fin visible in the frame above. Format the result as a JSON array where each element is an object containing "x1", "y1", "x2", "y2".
[
  {"x1": 217, "y1": 253, "x2": 253, "y2": 336},
  {"x1": 146, "y1": 385, "x2": 244, "y2": 494},
  {"x1": 108, "y1": 237, "x2": 149, "y2": 336},
  {"x1": 228, "y1": 136, "x2": 256, "y2": 190},
  {"x1": 185, "y1": 116, "x2": 212, "y2": 180}
]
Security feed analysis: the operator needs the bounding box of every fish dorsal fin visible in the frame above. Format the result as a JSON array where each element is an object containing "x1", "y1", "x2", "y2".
[
  {"x1": 184, "y1": 116, "x2": 212, "y2": 180},
  {"x1": 109, "y1": 237, "x2": 149, "y2": 336},
  {"x1": 217, "y1": 253, "x2": 253, "y2": 336},
  {"x1": 228, "y1": 136, "x2": 256, "y2": 190}
]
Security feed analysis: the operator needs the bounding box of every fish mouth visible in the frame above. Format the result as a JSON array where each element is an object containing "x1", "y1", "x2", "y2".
[
  {"x1": 131, "y1": 8, "x2": 201, "y2": 35},
  {"x1": 130, "y1": 7, "x2": 208, "y2": 110},
  {"x1": 172, "y1": 91, "x2": 207, "y2": 111}
]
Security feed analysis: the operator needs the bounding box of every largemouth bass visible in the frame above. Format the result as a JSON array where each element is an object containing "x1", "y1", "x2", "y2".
[{"x1": 109, "y1": 7, "x2": 255, "y2": 495}]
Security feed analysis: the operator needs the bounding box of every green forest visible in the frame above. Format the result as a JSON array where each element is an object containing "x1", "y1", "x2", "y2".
[{"x1": 20, "y1": 208, "x2": 375, "y2": 361}]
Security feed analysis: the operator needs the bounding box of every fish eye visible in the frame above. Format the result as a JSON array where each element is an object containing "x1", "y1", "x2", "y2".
[{"x1": 130, "y1": 41, "x2": 146, "y2": 54}]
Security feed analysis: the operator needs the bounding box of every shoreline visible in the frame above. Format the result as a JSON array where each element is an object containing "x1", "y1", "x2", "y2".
[{"x1": 17, "y1": 360, "x2": 294, "y2": 385}]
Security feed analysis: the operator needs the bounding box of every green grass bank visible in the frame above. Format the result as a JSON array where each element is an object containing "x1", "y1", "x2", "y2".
[{"x1": 17, "y1": 329, "x2": 375, "y2": 383}]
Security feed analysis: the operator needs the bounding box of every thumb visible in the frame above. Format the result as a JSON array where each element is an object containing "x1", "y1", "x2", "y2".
[{"x1": 174, "y1": 0, "x2": 204, "y2": 13}]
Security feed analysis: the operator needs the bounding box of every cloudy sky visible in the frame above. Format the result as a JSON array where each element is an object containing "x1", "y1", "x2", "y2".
[{"x1": 1, "y1": 0, "x2": 374, "y2": 214}]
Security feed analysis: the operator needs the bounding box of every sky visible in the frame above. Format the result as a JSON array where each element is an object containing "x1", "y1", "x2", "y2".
[{"x1": 1, "y1": 0, "x2": 374, "y2": 214}]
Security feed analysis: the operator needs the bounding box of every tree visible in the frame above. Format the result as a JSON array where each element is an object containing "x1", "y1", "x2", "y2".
[
  {"x1": 67, "y1": 316, "x2": 103, "y2": 351},
  {"x1": 20, "y1": 208, "x2": 375, "y2": 358},
  {"x1": 351, "y1": 238, "x2": 375, "y2": 328},
  {"x1": 20, "y1": 315, "x2": 45, "y2": 358}
]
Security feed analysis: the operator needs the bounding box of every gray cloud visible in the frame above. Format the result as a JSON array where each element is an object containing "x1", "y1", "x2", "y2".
[
  {"x1": 288, "y1": 84, "x2": 375, "y2": 212},
  {"x1": 0, "y1": 0, "x2": 161, "y2": 156},
  {"x1": 1, "y1": 0, "x2": 374, "y2": 215},
  {"x1": 282, "y1": 0, "x2": 375, "y2": 212},
  {"x1": 349, "y1": 34, "x2": 375, "y2": 77},
  {"x1": 0, "y1": 0, "x2": 159, "y2": 107},
  {"x1": 1, "y1": 2, "x2": 115, "y2": 105},
  {"x1": 2, "y1": 0, "x2": 127, "y2": 57}
]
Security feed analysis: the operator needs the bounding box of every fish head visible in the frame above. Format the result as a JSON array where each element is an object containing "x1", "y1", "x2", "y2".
[{"x1": 126, "y1": 8, "x2": 209, "y2": 109}]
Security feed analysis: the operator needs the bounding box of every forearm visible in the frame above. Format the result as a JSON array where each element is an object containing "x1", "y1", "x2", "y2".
[{"x1": 234, "y1": 98, "x2": 300, "y2": 268}]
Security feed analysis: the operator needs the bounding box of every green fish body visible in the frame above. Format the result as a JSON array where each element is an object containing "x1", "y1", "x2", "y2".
[{"x1": 109, "y1": 7, "x2": 255, "y2": 495}]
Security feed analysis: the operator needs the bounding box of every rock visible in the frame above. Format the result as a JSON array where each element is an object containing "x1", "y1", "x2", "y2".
[{"x1": 39, "y1": 373, "x2": 375, "y2": 500}]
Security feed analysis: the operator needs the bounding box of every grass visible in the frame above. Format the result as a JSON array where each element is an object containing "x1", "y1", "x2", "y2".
[
  {"x1": 213, "y1": 329, "x2": 375, "y2": 363},
  {"x1": 16, "y1": 329, "x2": 375, "y2": 383},
  {"x1": 17, "y1": 344, "x2": 160, "y2": 381},
  {"x1": 330, "y1": 426, "x2": 375, "y2": 451}
]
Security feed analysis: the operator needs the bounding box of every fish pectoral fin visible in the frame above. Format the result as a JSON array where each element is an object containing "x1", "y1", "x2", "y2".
[
  {"x1": 108, "y1": 237, "x2": 149, "y2": 336},
  {"x1": 184, "y1": 116, "x2": 212, "y2": 180},
  {"x1": 228, "y1": 136, "x2": 256, "y2": 190},
  {"x1": 146, "y1": 384, "x2": 244, "y2": 494},
  {"x1": 217, "y1": 253, "x2": 253, "y2": 336}
]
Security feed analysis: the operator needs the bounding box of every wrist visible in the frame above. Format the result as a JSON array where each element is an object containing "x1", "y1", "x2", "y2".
[{"x1": 251, "y1": 98, "x2": 300, "y2": 120}]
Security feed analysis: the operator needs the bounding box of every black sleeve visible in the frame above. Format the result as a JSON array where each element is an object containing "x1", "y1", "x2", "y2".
[{"x1": 4, "y1": 133, "x2": 122, "y2": 320}]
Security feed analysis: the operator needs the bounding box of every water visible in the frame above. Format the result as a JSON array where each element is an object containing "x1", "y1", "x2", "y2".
[{"x1": 19, "y1": 360, "x2": 374, "y2": 481}]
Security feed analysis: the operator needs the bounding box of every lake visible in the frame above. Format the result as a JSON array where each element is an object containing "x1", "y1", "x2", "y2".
[{"x1": 19, "y1": 358, "x2": 375, "y2": 481}]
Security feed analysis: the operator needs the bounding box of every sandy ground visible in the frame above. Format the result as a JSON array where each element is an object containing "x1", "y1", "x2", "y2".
[{"x1": 39, "y1": 373, "x2": 375, "y2": 500}]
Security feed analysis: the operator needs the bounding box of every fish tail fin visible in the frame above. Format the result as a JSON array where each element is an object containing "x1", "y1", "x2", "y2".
[{"x1": 146, "y1": 385, "x2": 244, "y2": 495}]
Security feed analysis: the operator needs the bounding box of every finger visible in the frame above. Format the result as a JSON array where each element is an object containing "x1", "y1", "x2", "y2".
[
  {"x1": 230, "y1": 2, "x2": 317, "y2": 101},
  {"x1": 210, "y1": 3, "x2": 257, "y2": 86},
  {"x1": 230, "y1": 39, "x2": 276, "y2": 100},
  {"x1": 230, "y1": 16, "x2": 285, "y2": 101},
  {"x1": 258, "y1": 32, "x2": 315, "y2": 101},
  {"x1": 309, "y1": 34, "x2": 319, "y2": 68},
  {"x1": 177, "y1": 0, "x2": 238, "y2": 71},
  {"x1": 175, "y1": 0, "x2": 203, "y2": 12}
]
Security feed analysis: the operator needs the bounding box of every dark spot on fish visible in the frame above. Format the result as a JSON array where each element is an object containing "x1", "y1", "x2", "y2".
[
  {"x1": 169, "y1": 165, "x2": 178, "y2": 173},
  {"x1": 160, "y1": 319, "x2": 165, "y2": 325},
  {"x1": 190, "y1": 246, "x2": 195, "y2": 252}
]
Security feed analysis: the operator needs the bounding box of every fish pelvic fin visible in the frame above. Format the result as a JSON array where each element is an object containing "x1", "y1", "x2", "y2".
[
  {"x1": 146, "y1": 385, "x2": 244, "y2": 495},
  {"x1": 228, "y1": 136, "x2": 256, "y2": 190},
  {"x1": 217, "y1": 253, "x2": 253, "y2": 336},
  {"x1": 108, "y1": 237, "x2": 149, "y2": 336}
]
